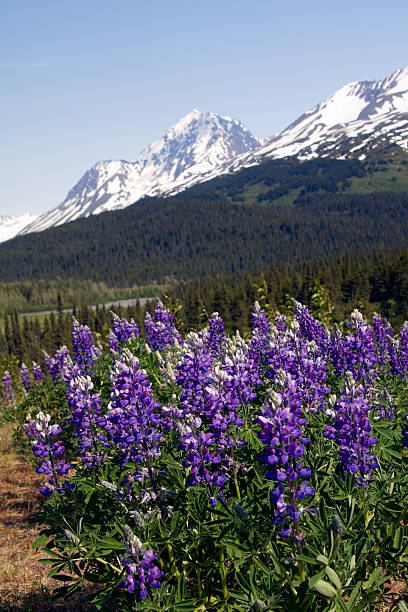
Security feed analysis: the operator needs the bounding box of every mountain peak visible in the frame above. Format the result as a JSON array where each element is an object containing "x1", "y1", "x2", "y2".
[
  {"x1": 164, "y1": 109, "x2": 242, "y2": 139},
  {"x1": 170, "y1": 109, "x2": 203, "y2": 133},
  {"x1": 19, "y1": 109, "x2": 260, "y2": 236}
]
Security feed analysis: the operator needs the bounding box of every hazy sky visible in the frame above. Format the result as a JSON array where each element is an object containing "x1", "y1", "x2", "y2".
[{"x1": 1, "y1": 0, "x2": 408, "y2": 216}]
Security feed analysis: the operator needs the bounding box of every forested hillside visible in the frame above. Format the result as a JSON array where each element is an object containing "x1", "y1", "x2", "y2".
[
  {"x1": 1, "y1": 149, "x2": 408, "y2": 286},
  {"x1": 3, "y1": 246, "x2": 408, "y2": 364}
]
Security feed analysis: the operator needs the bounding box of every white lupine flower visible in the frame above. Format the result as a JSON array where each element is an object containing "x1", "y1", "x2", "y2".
[
  {"x1": 265, "y1": 389, "x2": 283, "y2": 410},
  {"x1": 290, "y1": 319, "x2": 300, "y2": 333},
  {"x1": 351, "y1": 309, "x2": 364, "y2": 323}
]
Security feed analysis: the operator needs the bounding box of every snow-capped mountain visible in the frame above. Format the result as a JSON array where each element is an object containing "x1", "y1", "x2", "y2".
[
  {"x1": 20, "y1": 110, "x2": 260, "y2": 235},
  {"x1": 238, "y1": 65, "x2": 408, "y2": 164},
  {"x1": 3, "y1": 65, "x2": 408, "y2": 244},
  {"x1": 0, "y1": 213, "x2": 38, "y2": 243}
]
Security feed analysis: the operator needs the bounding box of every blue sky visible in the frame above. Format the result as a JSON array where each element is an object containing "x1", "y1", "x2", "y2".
[{"x1": 1, "y1": 0, "x2": 408, "y2": 216}]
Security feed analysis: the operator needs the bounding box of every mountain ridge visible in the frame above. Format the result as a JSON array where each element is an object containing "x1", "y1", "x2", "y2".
[{"x1": 3, "y1": 65, "x2": 408, "y2": 242}]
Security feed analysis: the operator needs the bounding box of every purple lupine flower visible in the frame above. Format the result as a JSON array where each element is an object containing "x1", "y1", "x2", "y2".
[
  {"x1": 330, "y1": 310, "x2": 377, "y2": 382},
  {"x1": 120, "y1": 525, "x2": 163, "y2": 599},
  {"x1": 251, "y1": 311, "x2": 307, "y2": 383},
  {"x1": 106, "y1": 350, "x2": 162, "y2": 481},
  {"x1": 250, "y1": 301, "x2": 272, "y2": 370},
  {"x1": 275, "y1": 314, "x2": 288, "y2": 332},
  {"x1": 251, "y1": 301, "x2": 271, "y2": 335},
  {"x1": 54, "y1": 346, "x2": 70, "y2": 375},
  {"x1": 292, "y1": 299, "x2": 330, "y2": 354},
  {"x1": 288, "y1": 321, "x2": 330, "y2": 413},
  {"x1": 387, "y1": 336, "x2": 404, "y2": 376},
  {"x1": 403, "y1": 414, "x2": 408, "y2": 448},
  {"x1": 397, "y1": 322, "x2": 408, "y2": 376},
  {"x1": 144, "y1": 300, "x2": 181, "y2": 351},
  {"x1": 222, "y1": 332, "x2": 260, "y2": 407},
  {"x1": 2, "y1": 370, "x2": 15, "y2": 404},
  {"x1": 323, "y1": 372, "x2": 378, "y2": 486},
  {"x1": 249, "y1": 310, "x2": 329, "y2": 413},
  {"x1": 20, "y1": 363, "x2": 33, "y2": 393},
  {"x1": 67, "y1": 370, "x2": 108, "y2": 467},
  {"x1": 175, "y1": 332, "x2": 215, "y2": 417},
  {"x1": 72, "y1": 318, "x2": 100, "y2": 375},
  {"x1": 204, "y1": 312, "x2": 226, "y2": 357},
  {"x1": 108, "y1": 329, "x2": 119, "y2": 353},
  {"x1": 258, "y1": 380, "x2": 315, "y2": 543},
  {"x1": 32, "y1": 361, "x2": 44, "y2": 382},
  {"x1": 176, "y1": 332, "x2": 245, "y2": 503},
  {"x1": 43, "y1": 347, "x2": 70, "y2": 381},
  {"x1": 111, "y1": 311, "x2": 140, "y2": 344},
  {"x1": 373, "y1": 315, "x2": 394, "y2": 369},
  {"x1": 43, "y1": 351, "x2": 54, "y2": 378},
  {"x1": 25, "y1": 411, "x2": 71, "y2": 496}
]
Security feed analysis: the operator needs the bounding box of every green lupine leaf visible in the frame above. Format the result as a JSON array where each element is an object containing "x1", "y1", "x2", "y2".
[
  {"x1": 309, "y1": 579, "x2": 337, "y2": 598},
  {"x1": 325, "y1": 566, "x2": 342, "y2": 591},
  {"x1": 346, "y1": 583, "x2": 361, "y2": 610},
  {"x1": 362, "y1": 566, "x2": 383, "y2": 589},
  {"x1": 32, "y1": 533, "x2": 49, "y2": 549},
  {"x1": 308, "y1": 569, "x2": 326, "y2": 588}
]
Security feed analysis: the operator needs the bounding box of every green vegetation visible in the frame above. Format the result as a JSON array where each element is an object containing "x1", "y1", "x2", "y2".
[
  {"x1": 1, "y1": 187, "x2": 408, "y2": 287},
  {"x1": 170, "y1": 247, "x2": 408, "y2": 331},
  {"x1": 1, "y1": 150, "x2": 408, "y2": 288},
  {"x1": 3, "y1": 246, "x2": 408, "y2": 366},
  {"x1": 0, "y1": 279, "x2": 166, "y2": 315},
  {"x1": 2, "y1": 300, "x2": 408, "y2": 610}
]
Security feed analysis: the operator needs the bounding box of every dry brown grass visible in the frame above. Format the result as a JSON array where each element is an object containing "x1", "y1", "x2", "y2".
[{"x1": 0, "y1": 424, "x2": 97, "y2": 611}]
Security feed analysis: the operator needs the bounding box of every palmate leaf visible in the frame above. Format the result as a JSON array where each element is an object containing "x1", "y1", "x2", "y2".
[
  {"x1": 297, "y1": 554, "x2": 320, "y2": 565},
  {"x1": 96, "y1": 536, "x2": 123, "y2": 550},
  {"x1": 362, "y1": 566, "x2": 389, "y2": 590},
  {"x1": 48, "y1": 564, "x2": 69, "y2": 577},
  {"x1": 37, "y1": 547, "x2": 65, "y2": 561},
  {"x1": 335, "y1": 598, "x2": 349, "y2": 612},
  {"x1": 235, "y1": 570, "x2": 251, "y2": 593}
]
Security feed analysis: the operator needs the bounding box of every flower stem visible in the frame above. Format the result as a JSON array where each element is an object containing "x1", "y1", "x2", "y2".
[
  {"x1": 231, "y1": 448, "x2": 241, "y2": 501},
  {"x1": 299, "y1": 560, "x2": 306, "y2": 582},
  {"x1": 167, "y1": 542, "x2": 180, "y2": 579},
  {"x1": 197, "y1": 567, "x2": 203, "y2": 599},
  {"x1": 219, "y1": 547, "x2": 228, "y2": 602}
]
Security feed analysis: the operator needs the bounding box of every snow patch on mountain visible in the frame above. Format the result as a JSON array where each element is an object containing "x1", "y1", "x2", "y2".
[{"x1": 0, "y1": 213, "x2": 39, "y2": 243}]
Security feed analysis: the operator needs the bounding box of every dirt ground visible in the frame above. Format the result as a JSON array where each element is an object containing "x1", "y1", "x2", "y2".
[{"x1": 0, "y1": 424, "x2": 96, "y2": 611}]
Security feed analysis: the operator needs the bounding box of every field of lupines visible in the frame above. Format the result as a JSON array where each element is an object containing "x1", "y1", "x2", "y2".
[{"x1": 1, "y1": 300, "x2": 408, "y2": 611}]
